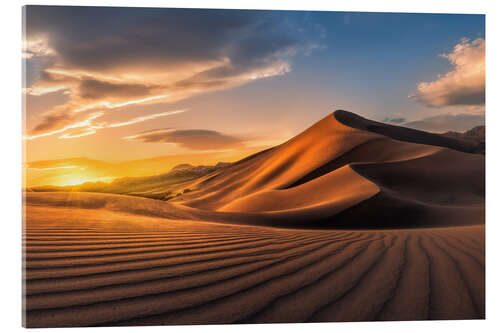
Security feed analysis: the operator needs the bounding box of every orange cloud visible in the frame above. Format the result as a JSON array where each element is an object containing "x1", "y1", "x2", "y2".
[
  {"x1": 124, "y1": 129, "x2": 246, "y2": 150},
  {"x1": 23, "y1": 7, "x2": 321, "y2": 140},
  {"x1": 25, "y1": 110, "x2": 104, "y2": 140},
  {"x1": 24, "y1": 109, "x2": 187, "y2": 140},
  {"x1": 107, "y1": 109, "x2": 187, "y2": 128}
]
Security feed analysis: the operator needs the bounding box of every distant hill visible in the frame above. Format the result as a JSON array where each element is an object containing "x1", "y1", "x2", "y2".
[
  {"x1": 444, "y1": 125, "x2": 485, "y2": 140},
  {"x1": 443, "y1": 125, "x2": 485, "y2": 154},
  {"x1": 403, "y1": 113, "x2": 485, "y2": 133},
  {"x1": 30, "y1": 162, "x2": 232, "y2": 201}
]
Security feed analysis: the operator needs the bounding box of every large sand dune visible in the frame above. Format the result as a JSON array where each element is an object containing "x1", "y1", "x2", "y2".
[
  {"x1": 23, "y1": 110, "x2": 485, "y2": 327},
  {"x1": 173, "y1": 110, "x2": 484, "y2": 228}
]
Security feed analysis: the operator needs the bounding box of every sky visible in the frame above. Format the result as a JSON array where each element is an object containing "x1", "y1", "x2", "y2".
[{"x1": 23, "y1": 6, "x2": 485, "y2": 186}]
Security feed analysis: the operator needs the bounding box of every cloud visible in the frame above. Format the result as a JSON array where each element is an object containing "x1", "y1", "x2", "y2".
[
  {"x1": 25, "y1": 106, "x2": 104, "y2": 140},
  {"x1": 58, "y1": 127, "x2": 100, "y2": 139},
  {"x1": 383, "y1": 117, "x2": 406, "y2": 124},
  {"x1": 124, "y1": 129, "x2": 245, "y2": 150},
  {"x1": 24, "y1": 109, "x2": 186, "y2": 140},
  {"x1": 107, "y1": 109, "x2": 187, "y2": 128},
  {"x1": 24, "y1": 7, "x2": 323, "y2": 139},
  {"x1": 78, "y1": 79, "x2": 159, "y2": 101},
  {"x1": 403, "y1": 113, "x2": 485, "y2": 133},
  {"x1": 410, "y1": 38, "x2": 485, "y2": 108}
]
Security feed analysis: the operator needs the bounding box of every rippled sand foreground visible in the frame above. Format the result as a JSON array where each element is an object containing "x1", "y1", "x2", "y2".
[{"x1": 23, "y1": 204, "x2": 484, "y2": 327}]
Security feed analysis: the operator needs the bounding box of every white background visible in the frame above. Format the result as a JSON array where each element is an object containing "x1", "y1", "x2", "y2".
[{"x1": 1, "y1": 0, "x2": 499, "y2": 332}]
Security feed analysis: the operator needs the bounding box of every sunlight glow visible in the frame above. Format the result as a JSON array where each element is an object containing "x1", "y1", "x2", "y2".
[{"x1": 56, "y1": 174, "x2": 115, "y2": 186}]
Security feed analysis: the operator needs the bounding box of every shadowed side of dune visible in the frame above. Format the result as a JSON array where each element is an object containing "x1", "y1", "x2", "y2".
[
  {"x1": 327, "y1": 148, "x2": 485, "y2": 229},
  {"x1": 261, "y1": 146, "x2": 484, "y2": 229}
]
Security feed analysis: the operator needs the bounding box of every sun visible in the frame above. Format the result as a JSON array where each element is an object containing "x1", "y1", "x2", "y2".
[
  {"x1": 58, "y1": 176, "x2": 89, "y2": 186},
  {"x1": 55, "y1": 173, "x2": 115, "y2": 187}
]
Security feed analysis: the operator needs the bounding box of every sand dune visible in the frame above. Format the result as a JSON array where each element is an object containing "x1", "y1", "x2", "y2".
[
  {"x1": 170, "y1": 110, "x2": 483, "y2": 228},
  {"x1": 23, "y1": 205, "x2": 484, "y2": 327},
  {"x1": 23, "y1": 110, "x2": 485, "y2": 326}
]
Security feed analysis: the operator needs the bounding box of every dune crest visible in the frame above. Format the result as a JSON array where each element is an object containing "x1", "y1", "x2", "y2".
[{"x1": 333, "y1": 110, "x2": 484, "y2": 154}]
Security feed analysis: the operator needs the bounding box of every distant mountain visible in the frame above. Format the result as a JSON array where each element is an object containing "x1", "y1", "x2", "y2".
[
  {"x1": 444, "y1": 125, "x2": 485, "y2": 140},
  {"x1": 403, "y1": 113, "x2": 485, "y2": 133},
  {"x1": 168, "y1": 162, "x2": 231, "y2": 175},
  {"x1": 171, "y1": 163, "x2": 194, "y2": 171},
  {"x1": 466, "y1": 125, "x2": 486, "y2": 140},
  {"x1": 443, "y1": 125, "x2": 485, "y2": 154}
]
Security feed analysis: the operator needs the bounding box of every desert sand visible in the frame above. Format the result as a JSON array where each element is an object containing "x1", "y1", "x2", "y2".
[{"x1": 23, "y1": 111, "x2": 485, "y2": 327}]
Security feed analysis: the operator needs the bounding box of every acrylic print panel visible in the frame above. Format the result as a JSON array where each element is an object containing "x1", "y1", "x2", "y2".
[{"x1": 22, "y1": 5, "x2": 485, "y2": 327}]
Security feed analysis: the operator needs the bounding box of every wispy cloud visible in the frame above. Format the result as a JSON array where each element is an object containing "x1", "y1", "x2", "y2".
[
  {"x1": 25, "y1": 111, "x2": 104, "y2": 140},
  {"x1": 383, "y1": 112, "x2": 406, "y2": 124},
  {"x1": 58, "y1": 128, "x2": 101, "y2": 139},
  {"x1": 410, "y1": 38, "x2": 485, "y2": 108},
  {"x1": 108, "y1": 109, "x2": 187, "y2": 128},
  {"x1": 24, "y1": 109, "x2": 187, "y2": 140},
  {"x1": 27, "y1": 165, "x2": 77, "y2": 171}
]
